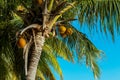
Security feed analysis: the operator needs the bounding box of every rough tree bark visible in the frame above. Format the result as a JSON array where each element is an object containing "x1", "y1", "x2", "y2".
[{"x1": 26, "y1": 32, "x2": 45, "y2": 80}]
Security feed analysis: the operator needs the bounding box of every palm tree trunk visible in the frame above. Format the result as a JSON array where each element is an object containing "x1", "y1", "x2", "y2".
[{"x1": 26, "y1": 32, "x2": 45, "y2": 80}]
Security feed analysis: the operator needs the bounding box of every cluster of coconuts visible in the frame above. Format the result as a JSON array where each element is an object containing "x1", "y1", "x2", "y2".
[{"x1": 58, "y1": 25, "x2": 73, "y2": 38}]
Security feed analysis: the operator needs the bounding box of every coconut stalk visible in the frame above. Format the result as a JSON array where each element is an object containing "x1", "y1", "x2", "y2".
[
  {"x1": 47, "y1": 1, "x2": 76, "y2": 31},
  {"x1": 48, "y1": 0, "x2": 54, "y2": 12}
]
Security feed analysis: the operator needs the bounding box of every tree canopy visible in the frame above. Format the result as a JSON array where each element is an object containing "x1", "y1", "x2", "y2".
[{"x1": 0, "y1": 0, "x2": 120, "y2": 80}]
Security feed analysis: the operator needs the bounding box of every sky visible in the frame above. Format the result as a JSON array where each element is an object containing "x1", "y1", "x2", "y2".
[{"x1": 55, "y1": 20, "x2": 120, "y2": 80}]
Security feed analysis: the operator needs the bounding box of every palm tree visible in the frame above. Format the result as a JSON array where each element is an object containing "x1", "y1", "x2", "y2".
[{"x1": 0, "y1": 0, "x2": 120, "y2": 80}]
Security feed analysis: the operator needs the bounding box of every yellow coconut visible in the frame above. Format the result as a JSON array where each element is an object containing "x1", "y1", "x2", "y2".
[
  {"x1": 17, "y1": 37, "x2": 26, "y2": 48},
  {"x1": 66, "y1": 28, "x2": 73, "y2": 35},
  {"x1": 58, "y1": 25, "x2": 66, "y2": 34},
  {"x1": 37, "y1": 0, "x2": 43, "y2": 5}
]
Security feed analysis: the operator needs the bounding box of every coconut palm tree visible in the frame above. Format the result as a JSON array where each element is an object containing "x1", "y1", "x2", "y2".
[{"x1": 0, "y1": 0, "x2": 120, "y2": 80}]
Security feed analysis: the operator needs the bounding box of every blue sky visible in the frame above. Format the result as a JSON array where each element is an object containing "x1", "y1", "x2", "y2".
[{"x1": 55, "y1": 20, "x2": 120, "y2": 80}]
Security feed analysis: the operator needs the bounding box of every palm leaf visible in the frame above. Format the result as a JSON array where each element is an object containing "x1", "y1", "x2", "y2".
[
  {"x1": 0, "y1": 56, "x2": 9, "y2": 79},
  {"x1": 42, "y1": 45, "x2": 63, "y2": 80},
  {"x1": 77, "y1": 0, "x2": 120, "y2": 38},
  {"x1": 38, "y1": 55, "x2": 56, "y2": 80},
  {"x1": 45, "y1": 38, "x2": 74, "y2": 62},
  {"x1": 61, "y1": 23, "x2": 102, "y2": 78},
  {"x1": 36, "y1": 69, "x2": 45, "y2": 80},
  {"x1": 0, "y1": 17, "x2": 25, "y2": 80}
]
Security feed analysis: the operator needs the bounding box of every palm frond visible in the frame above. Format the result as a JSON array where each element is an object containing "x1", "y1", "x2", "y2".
[
  {"x1": 10, "y1": 12, "x2": 24, "y2": 28},
  {"x1": 77, "y1": 0, "x2": 120, "y2": 38},
  {"x1": 0, "y1": 56, "x2": 9, "y2": 79},
  {"x1": 36, "y1": 69, "x2": 45, "y2": 80},
  {"x1": 45, "y1": 38, "x2": 74, "y2": 62},
  {"x1": 0, "y1": 17, "x2": 25, "y2": 80},
  {"x1": 91, "y1": 60, "x2": 100, "y2": 79},
  {"x1": 42, "y1": 45, "x2": 63, "y2": 80},
  {"x1": 60, "y1": 23, "x2": 102, "y2": 78},
  {"x1": 0, "y1": 42, "x2": 20, "y2": 80},
  {"x1": 38, "y1": 55, "x2": 56, "y2": 80}
]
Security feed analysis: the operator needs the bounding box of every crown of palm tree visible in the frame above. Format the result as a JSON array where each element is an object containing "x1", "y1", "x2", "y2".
[{"x1": 0, "y1": 0, "x2": 120, "y2": 80}]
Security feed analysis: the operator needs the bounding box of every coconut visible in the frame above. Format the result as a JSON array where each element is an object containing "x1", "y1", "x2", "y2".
[
  {"x1": 66, "y1": 28, "x2": 73, "y2": 35},
  {"x1": 59, "y1": 25, "x2": 66, "y2": 34},
  {"x1": 17, "y1": 37, "x2": 26, "y2": 48},
  {"x1": 37, "y1": 0, "x2": 43, "y2": 5}
]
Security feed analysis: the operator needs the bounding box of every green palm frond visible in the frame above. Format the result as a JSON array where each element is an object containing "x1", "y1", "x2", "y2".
[
  {"x1": 63, "y1": 24, "x2": 101, "y2": 78},
  {"x1": 0, "y1": 0, "x2": 18, "y2": 21},
  {"x1": 38, "y1": 54, "x2": 56, "y2": 80},
  {"x1": 0, "y1": 43, "x2": 19, "y2": 80},
  {"x1": 42, "y1": 45, "x2": 63, "y2": 80},
  {"x1": 36, "y1": 69, "x2": 45, "y2": 80},
  {"x1": 73, "y1": 29, "x2": 101, "y2": 77},
  {"x1": 91, "y1": 60, "x2": 100, "y2": 79},
  {"x1": 45, "y1": 38, "x2": 74, "y2": 62},
  {"x1": 77, "y1": 0, "x2": 120, "y2": 38},
  {"x1": 0, "y1": 17, "x2": 25, "y2": 80},
  {"x1": 0, "y1": 56, "x2": 9, "y2": 79},
  {"x1": 10, "y1": 12, "x2": 24, "y2": 27}
]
